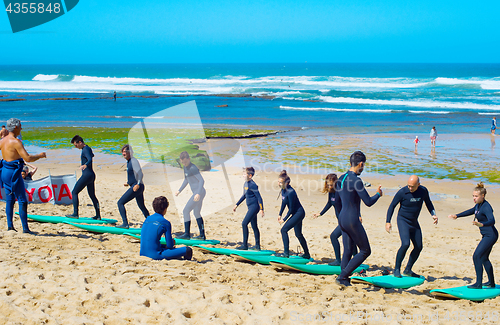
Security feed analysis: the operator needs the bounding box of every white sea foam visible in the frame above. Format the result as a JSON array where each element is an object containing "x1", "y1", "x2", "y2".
[
  {"x1": 434, "y1": 77, "x2": 500, "y2": 90},
  {"x1": 279, "y1": 106, "x2": 398, "y2": 113}
]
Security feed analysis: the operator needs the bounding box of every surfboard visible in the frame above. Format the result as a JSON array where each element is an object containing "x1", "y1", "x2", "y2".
[
  {"x1": 231, "y1": 254, "x2": 311, "y2": 265},
  {"x1": 20, "y1": 213, "x2": 117, "y2": 225},
  {"x1": 269, "y1": 262, "x2": 369, "y2": 275},
  {"x1": 123, "y1": 233, "x2": 220, "y2": 246},
  {"x1": 194, "y1": 245, "x2": 274, "y2": 256},
  {"x1": 63, "y1": 222, "x2": 142, "y2": 235},
  {"x1": 430, "y1": 285, "x2": 500, "y2": 301},
  {"x1": 350, "y1": 274, "x2": 425, "y2": 289}
]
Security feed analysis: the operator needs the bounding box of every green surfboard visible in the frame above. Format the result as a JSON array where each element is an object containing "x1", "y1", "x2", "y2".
[
  {"x1": 194, "y1": 245, "x2": 274, "y2": 256},
  {"x1": 270, "y1": 262, "x2": 369, "y2": 275},
  {"x1": 124, "y1": 233, "x2": 220, "y2": 246},
  {"x1": 17, "y1": 212, "x2": 117, "y2": 225},
  {"x1": 63, "y1": 222, "x2": 142, "y2": 235},
  {"x1": 430, "y1": 285, "x2": 500, "y2": 301},
  {"x1": 232, "y1": 254, "x2": 311, "y2": 265},
  {"x1": 351, "y1": 274, "x2": 425, "y2": 289}
]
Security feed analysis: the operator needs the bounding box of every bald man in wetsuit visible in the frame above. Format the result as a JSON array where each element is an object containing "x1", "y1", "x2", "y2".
[{"x1": 386, "y1": 175, "x2": 438, "y2": 277}]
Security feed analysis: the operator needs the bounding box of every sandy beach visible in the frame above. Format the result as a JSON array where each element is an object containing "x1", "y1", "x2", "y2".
[{"x1": 1, "y1": 144, "x2": 499, "y2": 325}]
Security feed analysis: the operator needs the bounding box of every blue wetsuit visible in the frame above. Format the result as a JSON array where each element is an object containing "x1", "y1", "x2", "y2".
[
  {"x1": 72, "y1": 145, "x2": 100, "y2": 217},
  {"x1": 178, "y1": 163, "x2": 206, "y2": 236},
  {"x1": 456, "y1": 200, "x2": 498, "y2": 287},
  {"x1": 117, "y1": 157, "x2": 150, "y2": 225},
  {"x1": 279, "y1": 185, "x2": 309, "y2": 256},
  {"x1": 335, "y1": 171, "x2": 380, "y2": 281},
  {"x1": 140, "y1": 213, "x2": 191, "y2": 260},
  {"x1": 386, "y1": 185, "x2": 435, "y2": 273},
  {"x1": 0, "y1": 159, "x2": 29, "y2": 231},
  {"x1": 236, "y1": 179, "x2": 263, "y2": 248}
]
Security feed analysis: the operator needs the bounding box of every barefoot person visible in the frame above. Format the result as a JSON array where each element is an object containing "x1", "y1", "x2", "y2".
[
  {"x1": 21, "y1": 163, "x2": 37, "y2": 181},
  {"x1": 335, "y1": 151, "x2": 382, "y2": 287},
  {"x1": 0, "y1": 118, "x2": 46, "y2": 233},
  {"x1": 0, "y1": 125, "x2": 8, "y2": 139},
  {"x1": 116, "y1": 144, "x2": 150, "y2": 229},
  {"x1": 277, "y1": 170, "x2": 310, "y2": 259},
  {"x1": 386, "y1": 175, "x2": 438, "y2": 278},
  {"x1": 140, "y1": 196, "x2": 193, "y2": 261},
  {"x1": 175, "y1": 151, "x2": 206, "y2": 240},
  {"x1": 66, "y1": 135, "x2": 100, "y2": 219},
  {"x1": 448, "y1": 183, "x2": 498, "y2": 289},
  {"x1": 491, "y1": 117, "x2": 497, "y2": 135},
  {"x1": 430, "y1": 127, "x2": 437, "y2": 147}
]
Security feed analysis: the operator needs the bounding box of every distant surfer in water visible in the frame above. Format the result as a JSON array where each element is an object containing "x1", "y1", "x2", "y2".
[
  {"x1": 0, "y1": 118, "x2": 46, "y2": 233},
  {"x1": 175, "y1": 151, "x2": 206, "y2": 240},
  {"x1": 448, "y1": 183, "x2": 497, "y2": 289},
  {"x1": 277, "y1": 170, "x2": 310, "y2": 259},
  {"x1": 233, "y1": 167, "x2": 264, "y2": 250},
  {"x1": 140, "y1": 196, "x2": 193, "y2": 260},
  {"x1": 386, "y1": 175, "x2": 438, "y2": 278},
  {"x1": 66, "y1": 135, "x2": 101, "y2": 220}
]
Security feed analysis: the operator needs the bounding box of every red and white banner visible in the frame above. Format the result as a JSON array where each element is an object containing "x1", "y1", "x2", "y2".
[{"x1": 0, "y1": 174, "x2": 76, "y2": 205}]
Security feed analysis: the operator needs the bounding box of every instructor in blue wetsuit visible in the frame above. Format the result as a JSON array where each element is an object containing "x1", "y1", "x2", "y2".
[
  {"x1": 175, "y1": 151, "x2": 206, "y2": 240},
  {"x1": 386, "y1": 175, "x2": 438, "y2": 278},
  {"x1": 116, "y1": 144, "x2": 150, "y2": 229},
  {"x1": 0, "y1": 118, "x2": 46, "y2": 233},
  {"x1": 448, "y1": 183, "x2": 498, "y2": 289},
  {"x1": 140, "y1": 196, "x2": 193, "y2": 260},
  {"x1": 233, "y1": 167, "x2": 264, "y2": 250},
  {"x1": 335, "y1": 151, "x2": 383, "y2": 287},
  {"x1": 277, "y1": 170, "x2": 310, "y2": 259},
  {"x1": 66, "y1": 135, "x2": 101, "y2": 219}
]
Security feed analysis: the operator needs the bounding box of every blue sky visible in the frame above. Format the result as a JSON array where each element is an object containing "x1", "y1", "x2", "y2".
[{"x1": 1, "y1": 0, "x2": 499, "y2": 64}]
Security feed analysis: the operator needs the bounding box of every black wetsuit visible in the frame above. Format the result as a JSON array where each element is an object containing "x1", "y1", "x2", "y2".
[
  {"x1": 335, "y1": 171, "x2": 380, "y2": 282},
  {"x1": 117, "y1": 157, "x2": 150, "y2": 226},
  {"x1": 236, "y1": 179, "x2": 263, "y2": 248},
  {"x1": 386, "y1": 186, "x2": 435, "y2": 273},
  {"x1": 456, "y1": 200, "x2": 498, "y2": 287},
  {"x1": 178, "y1": 162, "x2": 206, "y2": 236},
  {"x1": 72, "y1": 145, "x2": 100, "y2": 217},
  {"x1": 279, "y1": 185, "x2": 309, "y2": 256}
]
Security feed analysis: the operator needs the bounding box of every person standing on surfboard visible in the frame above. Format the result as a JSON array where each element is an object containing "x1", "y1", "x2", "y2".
[
  {"x1": 448, "y1": 183, "x2": 498, "y2": 289},
  {"x1": 233, "y1": 167, "x2": 264, "y2": 250},
  {"x1": 335, "y1": 151, "x2": 383, "y2": 287},
  {"x1": 116, "y1": 144, "x2": 150, "y2": 229},
  {"x1": 313, "y1": 173, "x2": 359, "y2": 266},
  {"x1": 66, "y1": 135, "x2": 101, "y2": 220},
  {"x1": 140, "y1": 196, "x2": 193, "y2": 260},
  {"x1": 0, "y1": 118, "x2": 46, "y2": 233},
  {"x1": 386, "y1": 175, "x2": 438, "y2": 278},
  {"x1": 175, "y1": 151, "x2": 206, "y2": 240},
  {"x1": 277, "y1": 170, "x2": 310, "y2": 259}
]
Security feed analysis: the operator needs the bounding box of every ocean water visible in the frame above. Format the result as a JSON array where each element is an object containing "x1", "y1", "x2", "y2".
[{"x1": 1, "y1": 63, "x2": 500, "y2": 133}]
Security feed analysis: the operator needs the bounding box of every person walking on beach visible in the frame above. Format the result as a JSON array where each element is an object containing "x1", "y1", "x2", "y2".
[
  {"x1": 430, "y1": 127, "x2": 437, "y2": 147},
  {"x1": 386, "y1": 175, "x2": 438, "y2": 278},
  {"x1": 0, "y1": 125, "x2": 8, "y2": 139},
  {"x1": 0, "y1": 118, "x2": 46, "y2": 233},
  {"x1": 66, "y1": 135, "x2": 101, "y2": 220},
  {"x1": 175, "y1": 151, "x2": 206, "y2": 240},
  {"x1": 414, "y1": 136, "x2": 420, "y2": 150},
  {"x1": 116, "y1": 144, "x2": 150, "y2": 229},
  {"x1": 491, "y1": 117, "x2": 496, "y2": 135},
  {"x1": 113, "y1": 91, "x2": 117, "y2": 101},
  {"x1": 335, "y1": 151, "x2": 383, "y2": 287},
  {"x1": 448, "y1": 183, "x2": 497, "y2": 289},
  {"x1": 140, "y1": 196, "x2": 193, "y2": 261},
  {"x1": 233, "y1": 167, "x2": 264, "y2": 250},
  {"x1": 21, "y1": 163, "x2": 37, "y2": 181},
  {"x1": 277, "y1": 170, "x2": 311, "y2": 259}
]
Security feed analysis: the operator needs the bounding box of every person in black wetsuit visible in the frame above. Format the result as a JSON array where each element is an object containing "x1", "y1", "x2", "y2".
[
  {"x1": 335, "y1": 151, "x2": 383, "y2": 287},
  {"x1": 175, "y1": 151, "x2": 206, "y2": 240},
  {"x1": 66, "y1": 135, "x2": 100, "y2": 219},
  {"x1": 313, "y1": 173, "x2": 359, "y2": 266},
  {"x1": 386, "y1": 175, "x2": 438, "y2": 278},
  {"x1": 448, "y1": 182, "x2": 498, "y2": 289},
  {"x1": 116, "y1": 144, "x2": 150, "y2": 229},
  {"x1": 140, "y1": 196, "x2": 193, "y2": 261},
  {"x1": 233, "y1": 167, "x2": 264, "y2": 250},
  {"x1": 277, "y1": 170, "x2": 310, "y2": 259}
]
